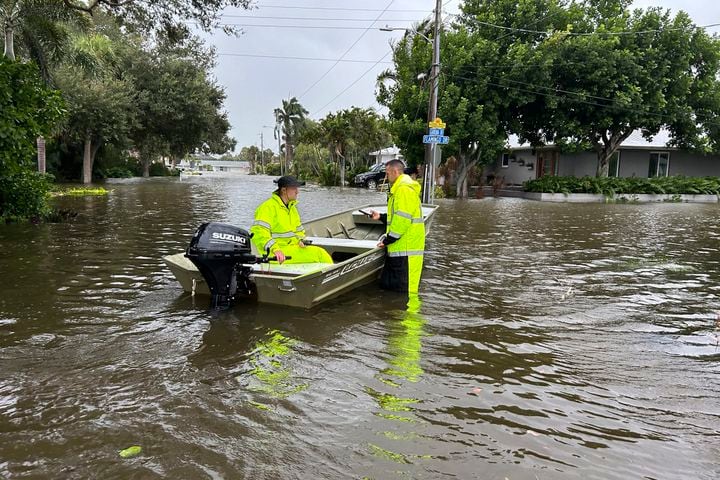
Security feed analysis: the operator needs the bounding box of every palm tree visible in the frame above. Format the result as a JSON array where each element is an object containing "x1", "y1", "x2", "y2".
[
  {"x1": 318, "y1": 112, "x2": 352, "y2": 186},
  {"x1": 2, "y1": 1, "x2": 87, "y2": 75},
  {"x1": 273, "y1": 97, "x2": 308, "y2": 175}
]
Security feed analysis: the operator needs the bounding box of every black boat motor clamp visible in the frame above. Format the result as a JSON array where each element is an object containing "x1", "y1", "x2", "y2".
[{"x1": 185, "y1": 222, "x2": 283, "y2": 308}]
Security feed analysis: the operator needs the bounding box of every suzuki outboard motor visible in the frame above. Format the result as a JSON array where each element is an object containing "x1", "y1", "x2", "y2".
[{"x1": 186, "y1": 222, "x2": 257, "y2": 308}]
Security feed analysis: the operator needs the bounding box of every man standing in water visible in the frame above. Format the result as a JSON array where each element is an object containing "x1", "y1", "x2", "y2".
[
  {"x1": 251, "y1": 176, "x2": 333, "y2": 264},
  {"x1": 370, "y1": 160, "x2": 425, "y2": 294}
]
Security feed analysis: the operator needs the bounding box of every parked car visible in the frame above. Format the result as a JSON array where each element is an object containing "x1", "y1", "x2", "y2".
[{"x1": 353, "y1": 161, "x2": 415, "y2": 189}]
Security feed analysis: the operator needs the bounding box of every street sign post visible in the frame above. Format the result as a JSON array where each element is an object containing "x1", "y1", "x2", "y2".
[{"x1": 422, "y1": 117, "x2": 449, "y2": 204}]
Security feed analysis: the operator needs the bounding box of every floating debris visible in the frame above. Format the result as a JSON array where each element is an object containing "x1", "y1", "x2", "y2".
[{"x1": 119, "y1": 445, "x2": 142, "y2": 458}]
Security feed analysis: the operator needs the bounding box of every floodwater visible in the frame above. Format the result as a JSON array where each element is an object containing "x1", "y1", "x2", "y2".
[{"x1": 1, "y1": 175, "x2": 719, "y2": 479}]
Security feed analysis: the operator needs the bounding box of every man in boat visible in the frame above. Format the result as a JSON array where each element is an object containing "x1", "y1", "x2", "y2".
[
  {"x1": 250, "y1": 176, "x2": 333, "y2": 265},
  {"x1": 369, "y1": 160, "x2": 425, "y2": 294}
]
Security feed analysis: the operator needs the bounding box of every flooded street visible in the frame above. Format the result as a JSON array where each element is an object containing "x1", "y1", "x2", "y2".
[{"x1": 1, "y1": 175, "x2": 719, "y2": 479}]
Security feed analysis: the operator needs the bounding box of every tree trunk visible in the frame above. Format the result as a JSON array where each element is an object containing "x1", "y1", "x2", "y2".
[
  {"x1": 82, "y1": 137, "x2": 93, "y2": 184},
  {"x1": 455, "y1": 153, "x2": 475, "y2": 198},
  {"x1": 339, "y1": 154, "x2": 345, "y2": 187},
  {"x1": 284, "y1": 138, "x2": 291, "y2": 175},
  {"x1": 3, "y1": 24, "x2": 14, "y2": 60},
  {"x1": 596, "y1": 151, "x2": 611, "y2": 177},
  {"x1": 91, "y1": 141, "x2": 101, "y2": 168},
  {"x1": 142, "y1": 158, "x2": 150, "y2": 177},
  {"x1": 595, "y1": 130, "x2": 633, "y2": 177},
  {"x1": 453, "y1": 144, "x2": 485, "y2": 199}
]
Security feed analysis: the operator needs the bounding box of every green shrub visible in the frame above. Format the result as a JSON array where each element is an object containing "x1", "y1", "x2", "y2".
[
  {"x1": 318, "y1": 162, "x2": 338, "y2": 186},
  {"x1": 0, "y1": 170, "x2": 53, "y2": 222},
  {"x1": 264, "y1": 163, "x2": 282, "y2": 176},
  {"x1": 102, "y1": 166, "x2": 135, "y2": 178},
  {"x1": 0, "y1": 58, "x2": 65, "y2": 174},
  {"x1": 524, "y1": 175, "x2": 720, "y2": 196},
  {"x1": 149, "y1": 163, "x2": 174, "y2": 176}
]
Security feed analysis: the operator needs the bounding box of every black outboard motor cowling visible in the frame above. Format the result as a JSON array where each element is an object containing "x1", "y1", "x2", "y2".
[{"x1": 186, "y1": 222, "x2": 256, "y2": 307}]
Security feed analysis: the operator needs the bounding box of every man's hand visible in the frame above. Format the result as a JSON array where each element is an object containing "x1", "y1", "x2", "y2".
[
  {"x1": 274, "y1": 250, "x2": 286, "y2": 263},
  {"x1": 298, "y1": 240, "x2": 306, "y2": 248},
  {"x1": 376, "y1": 234, "x2": 386, "y2": 248},
  {"x1": 370, "y1": 210, "x2": 380, "y2": 221}
]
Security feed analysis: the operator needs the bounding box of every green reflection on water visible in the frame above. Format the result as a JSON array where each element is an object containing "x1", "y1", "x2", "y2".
[
  {"x1": 247, "y1": 330, "x2": 308, "y2": 402},
  {"x1": 368, "y1": 295, "x2": 430, "y2": 465}
]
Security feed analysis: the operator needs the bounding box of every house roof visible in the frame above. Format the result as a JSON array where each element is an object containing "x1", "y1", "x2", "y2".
[
  {"x1": 507, "y1": 128, "x2": 674, "y2": 150},
  {"x1": 369, "y1": 145, "x2": 402, "y2": 156}
]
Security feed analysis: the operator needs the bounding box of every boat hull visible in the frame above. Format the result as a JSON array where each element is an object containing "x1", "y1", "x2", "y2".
[{"x1": 163, "y1": 204, "x2": 437, "y2": 308}]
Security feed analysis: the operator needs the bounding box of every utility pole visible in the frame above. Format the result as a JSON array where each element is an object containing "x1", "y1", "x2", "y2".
[
  {"x1": 275, "y1": 121, "x2": 283, "y2": 176},
  {"x1": 260, "y1": 131, "x2": 265, "y2": 174},
  {"x1": 422, "y1": 0, "x2": 442, "y2": 204}
]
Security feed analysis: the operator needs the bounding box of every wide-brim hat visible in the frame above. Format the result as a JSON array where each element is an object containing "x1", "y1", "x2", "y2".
[{"x1": 274, "y1": 175, "x2": 306, "y2": 188}]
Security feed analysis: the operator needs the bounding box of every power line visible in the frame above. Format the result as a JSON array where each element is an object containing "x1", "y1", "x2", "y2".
[
  {"x1": 463, "y1": 17, "x2": 720, "y2": 36},
  {"x1": 253, "y1": 4, "x2": 429, "y2": 13},
  {"x1": 443, "y1": 72, "x2": 720, "y2": 128},
  {"x1": 297, "y1": 0, "x2": 396, "y2": 100},
  {"x1": 310, "y1": 51, "x2": 392, "y2": 117},
  {"x1": 217, "y1": 52, "x2": 393, "y2": 64},
  {"x1": 219, "y1": 14, "x2": 420, "y2": 22},
  {"x1": 195, "y1": 22, "x2": 409, "y2": 30}
]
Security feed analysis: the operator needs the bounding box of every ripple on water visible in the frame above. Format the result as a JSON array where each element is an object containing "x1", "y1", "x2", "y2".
[{"x1": 1, "y1": 183, "x2": 720, "y2": 479}]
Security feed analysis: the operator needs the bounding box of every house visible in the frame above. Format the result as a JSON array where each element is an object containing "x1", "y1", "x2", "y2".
[
  {"x1": 487, "y1": 129, "x2": 720, "y2": 185},
  {"x1": 369, "y1": 145, "x2": 404, "y2": 166},
  {"x1": 177, "y1": 154, "x2": 251, "y2": 174}
]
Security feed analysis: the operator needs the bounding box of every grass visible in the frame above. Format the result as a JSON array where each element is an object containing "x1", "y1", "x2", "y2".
[{"x1": 52, "y1": 186, "x2": 110, "y2": 197}]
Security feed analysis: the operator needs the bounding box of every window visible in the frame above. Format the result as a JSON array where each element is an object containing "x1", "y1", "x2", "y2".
[
  {"x1": 608, "y1": 151, "x2": 620, "y2": 177},
  {"x1": 648, "y1": 152, "x2": 670, "y2": 177},
  {"x1": 501, "y1": 153, "x2": 510, "y2": 168}
]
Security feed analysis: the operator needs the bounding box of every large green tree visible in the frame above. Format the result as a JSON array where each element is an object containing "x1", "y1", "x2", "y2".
[
  {"x1": 459, "y1": 0, "x2": 720, "y2": 177},
  {"x1": 378, "y1": 20, "x2": 518, "y2": 197},
  {"x1": 61, "y1": 0, "x2": 252, "y2": 39},
  {"x1": 54, "y1": 32, "x2": 136, "y2": 183},
  {"x1": 126, "y1": 43, "x2": 234, "y2": 176},
  {"x1": 0, "y1": 57, "x2": 64, "y2": 220},
  {"x1": 0, "y1": 56, "x2": 64, "y2": 173}
]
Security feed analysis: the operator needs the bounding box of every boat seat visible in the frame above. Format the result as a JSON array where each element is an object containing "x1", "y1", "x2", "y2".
[
  {"x1": 339, "y1": 221, "x2": 353, "y2": 239},
  {"x1": 324, "y1": 222, "x2": 352, "y2": 239},
  {"x1": 248, "y1": 262, "x2": 333, "y2": 276},
  {"x1": 305, "y1": 236, "x2": 378, "y2": 254}
]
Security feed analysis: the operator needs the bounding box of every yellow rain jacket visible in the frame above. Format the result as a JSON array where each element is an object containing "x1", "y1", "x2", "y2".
[
  {"x1": 381, "y1": 174, "x2": 425, "y2": 293},
  {"x1": 250, "y1": 192, "x2": 332, "y2": 264}
]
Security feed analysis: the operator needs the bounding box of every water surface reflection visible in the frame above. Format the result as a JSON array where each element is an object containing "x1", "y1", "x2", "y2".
[{"x1": 1, "y1": 177, "x2": 719, "y2": 479}]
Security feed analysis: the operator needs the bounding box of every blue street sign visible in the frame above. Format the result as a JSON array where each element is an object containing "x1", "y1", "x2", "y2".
[
  {"x1": 428, "y1": 128, "x2": 444, "y2": 136},
  {"x1": 423, "y1": 135, "x2": 450, "y2": 145}
]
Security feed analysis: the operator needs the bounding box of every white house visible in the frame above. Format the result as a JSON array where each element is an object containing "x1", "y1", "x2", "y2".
[
  {"x1": 369, "y1": 145, "x2": 404, "y2": 166},
  {"x1": 487, "y1": 129, "x2": 720, "y2": 185},
  {"x1": 177, "y1": 154, "x2": 251, "y2": 174}
]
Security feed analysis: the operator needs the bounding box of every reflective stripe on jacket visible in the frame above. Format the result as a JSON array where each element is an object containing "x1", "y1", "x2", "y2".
[
  {"x1": 386, "y1": 174, "x2": 425, "y2": 257},
  {"x1": 250, "y1": 192, "x2": 305, "y2": 254}
]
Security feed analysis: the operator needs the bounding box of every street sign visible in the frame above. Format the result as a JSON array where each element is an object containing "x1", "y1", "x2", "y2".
[
  {"x1": 428, "y1": 128, "x2": 444, "y2": 136},
  {"x1": 428, "y1": 117, "x2": 446, "y2": 129},
  {"x1": 423, "y1": 135, "x2": 450, "y2": 144}
]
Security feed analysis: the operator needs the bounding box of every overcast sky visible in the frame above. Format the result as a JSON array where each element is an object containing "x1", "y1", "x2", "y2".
[{"x1": 198, "y1": 1, "x2": 720, "y2": 152}]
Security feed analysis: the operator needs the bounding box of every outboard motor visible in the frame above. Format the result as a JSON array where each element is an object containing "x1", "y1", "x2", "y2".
[{"x1": 186, "y1": 222, "x2": 257, "y2": 308}]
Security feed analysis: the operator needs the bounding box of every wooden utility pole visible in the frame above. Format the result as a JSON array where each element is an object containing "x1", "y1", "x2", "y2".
[{"x1": 422, "y1": 0, "x2": 442, "y2": 203}]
